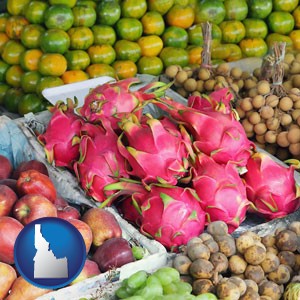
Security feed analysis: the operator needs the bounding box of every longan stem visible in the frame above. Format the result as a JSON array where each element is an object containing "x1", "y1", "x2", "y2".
[{"x1": 201, "y1": 22, "x2": 212, "y2": 72}]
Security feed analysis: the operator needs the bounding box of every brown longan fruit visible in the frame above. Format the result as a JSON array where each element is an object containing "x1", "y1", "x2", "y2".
[
  {"x1": 204, "y1": 79, "x2": 216, "y2": 91},
  {"x1": 253, "y1": 67, "x2": 261, "y2": 78},
  {"x1": 264, "y1": 130, "x2": 277, "y2": 144},
  {"x1": 284, "y1": 52, "x2": 295, "y2": 64},
  {"x1": 289, "y1": 142, "x2": 300, "y2": 156},
  {"x1": 266, "y1": 117, "x2": 280, "y2": 130},
  {"x1": 165, "y1": 65, "x2": 181, "y2": 78},
  {"x1": 196, "y1": 80, "x2": 204, "y2": 92},
  {"x1": 242, "y1": 118, "x2": 254, "y2": 132},
  {"x1": 230, "y1": 67, "x2": 243, "y2": 79},
  {"x1": 283, "y1": 80, "x2": 293, "y2": 91},
  {"x1": 240, "y1": 97, "x2": 253, "y2": 112},
  {"x1": 287, "y1": 127, "x2": 300, "y2": 144},
  {"x1": 280, "y1": 113, "x2": 293, "y2": 127},
  {"x1": 265, "y1": 94, "x2": 279, "y2": 107},
  {"x1": 241, "y1": 71, "x2": 251, "y2": 80},
  {"x1": 198, "y1": 67, "x2": 211, "y2": 81},
  {"x1": 244, "y1": 78, "x2": 257, "y2": 90},
  {"x1": 176, "y1": 87, "x2": 189, "y2": 98},
  {"x1": 236, "y1": 106, "x2": 246, "y2": 119},
  {"x1": 215, "y1": 62, "x2": 230, "y2": 75},
  {"x1": 292, "y1": 74, "x2": 300, "y2": 88},
  {"x1": 175, "y1": 70, "x2": 189, "y2": 85},
  {"x1": 255, "y1": 134, "x2": 265, "y2": 144},
  {"x1": 290, "y1": 60, "x2": 300, "y2": 74},
  {"x1": 252, "y1": 95, "x2": 265, "y2": 109},
  {"x1": 257, "y1": 80, "x2": 271, "y2": 95},
  {"x1": 288, "y1": 88, "x2": 300, "y2": 101},
  {"x1": 277, "y1": 131, "x2": 290, "y2": 147},
  {"x1": 183, "y1": 78, "x2": 197, "y2": 92},
  {"x1": 294, "y1": 99, "x2": 300, "y2": 109},
  {"x1": 297, "y1": 115, "x2": 300, "y2": 126},
  {"x1": 292, "y1": 109, "x2": 300, "y2": 121},
  {"x1": 254, "y1": 122, "x2": 267, "y2": 135},
  {"x1": 248, "y1": 111, "x2": 261, "y2": 124},
  {"x1": 248, "y1": 87, "x2": 258, "y2": 98},
  {"x1": 260, "y1": 106, "x2": 274, "y2": 119},
  {"x1": 279, "y1": 96, "x2": 294, "y2": 111}
]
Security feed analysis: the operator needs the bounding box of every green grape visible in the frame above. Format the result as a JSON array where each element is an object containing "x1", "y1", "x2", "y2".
[
  {"x1": 134, "y1": 280, "x2": 163, "y2": 299},
  {"x1": 115, "y1": 286, "x2": 131, "y2": 299},
  {"x1": 131, "y1": 246, "x2": 145, "y2": 260},
  {"x1": 176, "y1": 280, "x2": 193, "y2": 295},
  {"x1": 123, "y1": 296, "x2": 145, "y2": 300},
  {"x1": 152, "y1": 267, "x2": 180, "y2": 286},
  {"x1": 127, "y1": 270, "x2": 148, "y2": 290},
  {"x1": 146, "y1": 274, "x2": 162, "y2": 286},
  {"x1": 162, "y1": 282, "x2": 178, "y2": 295},
  {"x1": 195, "y1": 293, "x2": 218, "y2": 300},
  {"x1": 156, "y1": 295, "x2": 188, "y2": 300}
]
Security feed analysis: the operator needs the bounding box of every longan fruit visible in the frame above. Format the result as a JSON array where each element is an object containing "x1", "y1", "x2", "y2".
[
  {"x1": 204, "y1": 79, "x2": 216, "y2": 91},
  {"x1": 231, "y1": 83, "x2": 239, "y2": 94},
  {"x1": 287, "y1": 127, "x2": 300, "y2": 144},
  {"x1": 191, "y1": 91, "x2": 201, "y2": 97},
  {"x1": 279, "y1": 96, "x2": 293, "y2": 111},
  {"x1": 176, "y1": 87, "x2": 189, "y2": 98},
  {"x1": 254, "y1": 122, "x2": 267, "y2": 135},
  {"x1": 253, "y1": 67, "x2": 261, "y2": 78},
  {"x1": 230, "y1": 67, "x2": 243, "y2": 80},
  {"x1": 255, "y1": 134, "x2": 265, "y2": 144},
  {"x1": 288, "y1": 88, "x2": 300, "y2": 101},
  {"x1": 198, "y1": 68, "x2": 211, "y2": 81},
  {"x1": 257, "y1": 80, "x2": 271, "y2": 95},
  {"x1": 290, "y1": 60, "x2": 300, "y2": 74},
  {"x1": 248, "y1": 87, "x2": 258, "y2": 98},
  {"x1": 264, "y1": 130, "x2": 277, "y2": 144},
  {"x1": 196, "y1": 80, "x2": 204, "y2": 92},
  {"x1": 244, "y1": 78, "x2": 257, "y2": 90},
  {"x1": 265, "y1": 94, "x2": 279, "y2": 107},
  {"x1": 242, "y1": 119, "x2": 254, "y2": 133},
  {"x1": 292, "y1": 74, "x2": 300, "y2": 88},
  {"x1": 165, "y1": 65, "x2": 181, "y2": 78},
  {"x1": 236, "y1": 107, "x2": 246, "y2": 119},
  {"x1": 277, "y1": 131, "x2": 290, "y2": 148},
  {"x1": 266, "y1": 117, "x2": 280, "y2": 131},
  {"x1": 175, "y1": 70, "x2": 189, "y2": 85},
  {"x1": 239, "y1": 98, "x2": 253, "y2": 112},
  {"x1": 289, "y1": 143, "x2": 300, "y2": 156},
  {"x1": 183, "y1": 66, "x2": 193, "y2": 78},
  {"x1": 283, "y1": 80, "x2": 293, "y2": 91},
  {"x1": 284, "y1": 52, "x2": 295, "y2": 64},
  {"x1": 252, "y1": 95, "x2": 265, "y2": 109},
  {"x1": 294, "y1": 99, "x2": 300, "y2": 109},
  {"x1": 280, "y1": 113, "x2": 293, "y2": 127},
  {"x1": 183, "y1": 78, "x2": 197, "y2": 92},
  {"x1": 241, "y1": 71, "x2": 251, "y2": 80},
  {"x1": 260, "y1": 106, "x2": 274, "y2": 119},
  {"x1": 298, "y1": 115, "x2": 300, "y2": 126},
  {"x1": 215, "y1": 62, "x2": 230, "y2": 75},
  {"x1": 248, "y1": 111, "x2": 261, "y2": 124}
]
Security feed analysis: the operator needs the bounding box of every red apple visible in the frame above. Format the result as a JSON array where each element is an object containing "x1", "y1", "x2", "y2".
[
  {"x1": 0, "y1": 179, "x2": 18, "y2": 194},
  {"x1": 0, "y1": 262, "x2": 17, "y2": 299},
  {"x1": 70, "y1": 259, "x2": 101, "y2": 285},
  {"x1": 13, "y1": 194, "x2": 57, "y2": 225},
  {"x1": 92, "y1": 237, "x2": 134, "y2": 272},
  {"x1": 81, "y1": 208, "x2": 122, "y2": 247},
  {"x1": 5, "y1": 276, "x2": 51, "y2": 300},
  {"x1": 53, "y1": 196, "x2": 69, "y2": 208},
  {"x1": 0, "y1": 184, "x2": 18, "y2": 217},
  {"x1": 57, "y1": 205, "x2": 81, "y2": 220},
  {"x1": 12, "y1": 159, "x2": 49, "y2": 179},
  {"x1": 67, "y1": 218, "x2": 93, "y2": 254},
  {"x1": 0, "y1": 216, "x2": 24, "y2": 264},
  {"x1": 0, "y1": 155, "x2": 13, "y2": 180},
  {"x1": 16, "y1": 169, "x2": 57, "y2": 203}
]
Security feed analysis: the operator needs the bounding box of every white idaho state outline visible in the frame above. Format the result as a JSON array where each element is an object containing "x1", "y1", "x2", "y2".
[{"x1": 33, "y1": 224, "x2": 68, "y2": 278}]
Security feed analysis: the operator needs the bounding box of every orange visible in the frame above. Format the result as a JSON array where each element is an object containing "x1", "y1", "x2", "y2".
[
  {"x1": 20, "y1": 24, "x2": 45, "y2": 49},
  {"x1": 44, "y1": 4, "x2": 74, "y2": 31},
  {"x1": 86, "y1": 63, "x2": 116, "y2": 79},
  {"x1": 114, "y1": 40, "x2": 141, "y2": 63},
  {"x1": 121, "y1": 0, "x2": 147, "y2": 18},
  {"x1": 165, "y1": 4, "x2": 195, "y2": 29},
  {"x1": 20, "y1": 49, "x2": 43, "y2": 71},
  {"x1": 293, "y1": 6, "x2": 300, "y2": 28},
  {"x1": 211, "y1": 43, "x2": 231, "y2": 60},
  {"x1": 159, "y1": 46, "x2": 189, "y2": 67},
  {"x1": 49, "y1": 0, "x2": 77, "y2": 8},
  {"x1": 162, "y1": 26, "x2": 189, "y2": 49},
  {"x1": 0, "y1": 83, "x2": 9, "y2": 105},
  {"x1": 36, "y1": 76, "x2": 64, "y2": 96},
  {"x1": 112, "y1": 60, "x2": 137, "y2": 80},
  {"x1": 61, "y1": 70, "x2": 89, "y2": 84},
  {"x1": 187, "y1": 45, "x2": 202, "y2": 65},
  {"x1": 18, "y1": 93, "x2": 43, "y2": 116},
  {"x1": 290, "y1": 30, "x2": 300, "y2": 50},
  {"x1": 226, "y1": 43, "x2": 243, "y2": 61},
  {"x1": 5, "y1": 15, "x2": 29, "y2": 39},
  {"x1": 38, "y1": 53, "x2": 67, "y2": 76},
  {"x1": 96, "y1": 0, "x2": 121, "y2": 26},
  {"x1": 91, "y1": 24, "x2": 116, "y2": 46},
  {"x1": 0, "y1": 59, "x2": 9, "y2": 82},
  {"x1": 115, "y1": 18, "x2": 143, "y2": 42},
  {"x1": 0, "y1": 13, "x2": 9, "y2": 32},
  {"x1": 147, "y1": 0, "x2": 175, "y2": 15},
  {"x1": 7, "y1": 0, "x2": 31, "y2": 16},
  {"x1": 3, "y1": 87, "x2": 24, "y2": 113},
  {"x1": 24, "y1": 1, "x2": 49, "y2": 24},
  {"x1": 140, "y1": 11, "x2": 165, "y2": 36},
  {"x1": 137, "y1": 56, "x2": 164, "y2": 76},
  {"x1": 0, "y1": 32, "x2": 9, "y2": 53},
  {"x1": 68, "y1": 26, "x2": 94, "y2": 50},
  {"x1": 137, "y1": 35, "x2": 163, "y2": 57},
  {"x1": 265, "y1": 33, "x2": 293, "y2": 52},
  {"x1": 239, "y1": 38, "x2": 268, "y2": 57},
  {"x1": 219, "y1": 20, "x2": 246, "y2": 44},
  {"x1": 2, "y1": 40, "x2": 25, "y2": 65},
  {"x1": 64, "y1": 50, "x2": 91, "y2": 70},
  {"x1": 21, "y1": 71, "x2": 42, "y2": 93},
  {"x1": 87, "y1": 44, "x2": 116, "y2": 65},
  {"x1": 40, "y1": 28, "x2": 70, "y2": 54},
  {"x1": 72, "y1": 5, "x2": 97, "y2": 27},
  {"x1": 5, "y1": 65, "x2": 24, "y2": 88}
]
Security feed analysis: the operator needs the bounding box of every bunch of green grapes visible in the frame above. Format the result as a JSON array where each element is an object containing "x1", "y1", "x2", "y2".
[{"x1": 115, "y1": 267, "x2": 218, "y2": 300}]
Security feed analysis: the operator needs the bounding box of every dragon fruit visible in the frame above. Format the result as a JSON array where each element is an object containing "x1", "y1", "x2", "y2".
[
  {"x1": 152, "y1": 94, "x2": 254, "y2": 167},
  {"x1": 117, "y1": 114, "x2": 193, "y2": 185},
  {"x1": 38, "y1": 98, "x2": 84, "y2": 169},
  {"x1": 242, "y1": 151, "x2": 300, "y2": 220},
  {"x1": 73, "y1": 117, "x2": 129, "y2": 204},
  {"x1": 192, "y1": 153, "x2": 251, "y2": 233},
  {"x1": 77, "y1": 77, "x2": 170, "y2": 130}
]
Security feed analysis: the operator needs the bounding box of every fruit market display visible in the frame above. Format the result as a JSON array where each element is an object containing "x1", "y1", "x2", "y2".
[
  {"x1": 2, "y1": 0, "x2": 300, "y2": 115},
  {"x1": 0, "y1": 154, "x2": 147, "y2": 299},
  {"x1": 110, "y1": 220, "x2": 300, "y2": 300},
  {"x1": 36, "y1": 77, "x2": 300, "y2": 254}
]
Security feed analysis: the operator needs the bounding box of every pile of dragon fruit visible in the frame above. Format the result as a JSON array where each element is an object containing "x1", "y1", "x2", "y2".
[{"x1": 38, "y1": 77, "x2": 300, "y2": 251}]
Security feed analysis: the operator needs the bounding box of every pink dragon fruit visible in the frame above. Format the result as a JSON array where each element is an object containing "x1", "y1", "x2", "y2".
[
  {"x1": 138, "y1": 184, "x2": 206, "y2": 251},
  {"x1": 152, "y1": 94, "x2": 254, "y2": 167},
  {"x1": 77, "y1": 77, "x2": 169, "y2": 130},
  {"x1": 192, "y1": 153, "x2": 251, "y2": 233},
  {"x1": 242, "y1": 151, "x2": 300, "y2": 220},
  {"x1": 73, "y1": 117, "x2": 129, "y2": 204},
  {"x1": 38, "y1": 98, "x2": 84, "y2": 169},
  {"x1": 117, "y1": 114, "x2": 193, "y2": 185}
]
